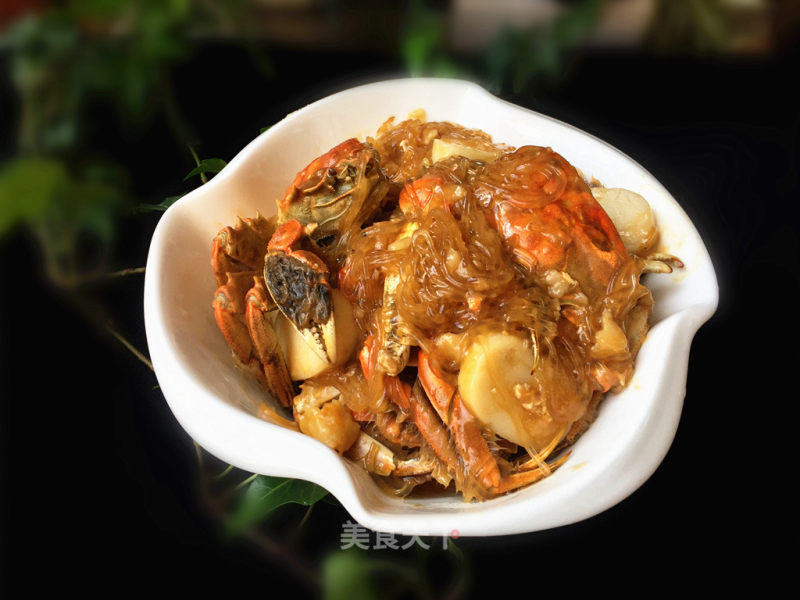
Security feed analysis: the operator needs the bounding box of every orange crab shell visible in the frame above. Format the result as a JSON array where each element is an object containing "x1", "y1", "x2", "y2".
[
  {"x1": 279, "y1": 138, "x2": 366, "y2": 212},
  {"x1": 475, "y1": 145, "x2": 631, "y2": 297}
]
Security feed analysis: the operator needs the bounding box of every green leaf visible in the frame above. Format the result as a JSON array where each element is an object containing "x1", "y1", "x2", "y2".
[
  {"x1": 0, "y1": 157, "x2": 68, "y2": 236},
  {"x1": 0, "y1": 157, "x2": 123, "y2": 284},
  {"x1": 138, "y1": 194, "x2": 184, "y2": 213},
  {"x1": 481, "y1": 0, "x2": 600, "y2": 94},
  {"x1": 183, "y1": 158, "x2": 227, "y2": 181},
  {"x1": 321, "y1": 548, "x2": 434, "y2": 600},
  {"x1": 320, "y1": 493, "x2": 342, "y2": 507},
  {"x1": 553, "y1": 0, "x2": 599, "y2": 46},
  {"x1": 0, "y1": 155, "x2": 121, "y2": 238},
  {"x1": 443, "y1": 537, "x2": 469, "y2": 598},
  {"x1": 227, "y1": 475, "x2": 329, "y2": 534},
  {"x1": 322, "y1": 549, "x2": 379, "y2": 600},
  {"x1": 401, "y1": 0, "x2": 446, "y2": 77}
]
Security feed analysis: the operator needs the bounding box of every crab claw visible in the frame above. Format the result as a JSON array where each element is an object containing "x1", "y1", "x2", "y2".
[{"x1": 263, "y1": 220, "x2": 337, "y2": 364}]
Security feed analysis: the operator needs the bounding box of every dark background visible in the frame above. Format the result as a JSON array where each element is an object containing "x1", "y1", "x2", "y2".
[{"x1": 2, "y1": 1, "x2": 797, "y2": 596}]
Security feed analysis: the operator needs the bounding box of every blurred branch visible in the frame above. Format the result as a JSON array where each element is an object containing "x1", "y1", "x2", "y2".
[{"x1": 105, "y1": 319, "x2": 154, "y2": 372}]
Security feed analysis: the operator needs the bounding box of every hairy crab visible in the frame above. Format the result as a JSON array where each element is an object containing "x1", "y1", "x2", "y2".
[
  {"x1": 211, "y1": 140, "x2": 387, "y2": 404},
  {"x1": 211, "y1": 113, "x2": 680, "y2": 501}
]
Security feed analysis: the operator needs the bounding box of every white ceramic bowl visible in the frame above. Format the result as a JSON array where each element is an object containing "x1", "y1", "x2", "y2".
[{"x1": 144, "y1": 78, "x2": 718, "y2": 536}]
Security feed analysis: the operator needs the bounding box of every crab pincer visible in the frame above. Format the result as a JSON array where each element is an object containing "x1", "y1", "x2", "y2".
[{"x1": 263, "y1": 219, "x2": 337, "y2": 365}]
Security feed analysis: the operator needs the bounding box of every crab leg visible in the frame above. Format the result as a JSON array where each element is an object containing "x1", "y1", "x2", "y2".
[
  {"x1": 345, "y1": 431, "x2": 395, "y2": 476},
  {"x1": 417, "y1": 351, "x2": 501, "y2": 491},
  {"x1": 516, "y1": 426, "x2": 567, "y2": 473},
  {"x1": 409, "y1": 381, "x2": 472, "y2": 493},
  {"x1": 413, "y1": 367, "x2": 567, "y2": 499},
  {"x1": 211, "y1": 214, "x2": 297, "y2": 405},
  {"x1": 245, "y1": 278, "x2": 295, "y2": 407},
  {"x1": 213, "y1": 272, "x2": 256, "y2": 364},
  {"x1": 355, "y1": 335, "x2": 421, "y2": 448},
  {"x1": 491, "y1": 435, "x2": 571, "y2": 496},
  {"x1": 212, "y1": 270, "x2": 296, "y2": 407},
  {"x1": 418, "y1": 350, "x2": 575, "y2": 497},
  {"x1": 213, "y1": 272, "x2": 281, "y2": 395},
  {"x1": 393, "y1": 452, "x2": 438, "y2": 477},
  {"x1": 211, "y1": 214, "x2": 276, "y2": 286},
  {"x1": 376, "y1": 273, "x2": 413, "y2": 375},
  {"x1": 490, "y1": 454, "x2": 570, "y2": 496},
  {"x1": 346, "y1": 431, "x2": 434, "y2": 483}
]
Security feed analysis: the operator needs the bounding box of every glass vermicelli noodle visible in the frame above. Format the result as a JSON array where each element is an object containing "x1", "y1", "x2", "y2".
[{"x1": 210, "y1": 111, "x2": 681, "y2": 502}]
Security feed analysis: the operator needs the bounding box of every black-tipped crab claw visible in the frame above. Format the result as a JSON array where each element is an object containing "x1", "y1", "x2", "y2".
[{"x1": 264, "y1": 219, "x2": 337, "y2": 364}]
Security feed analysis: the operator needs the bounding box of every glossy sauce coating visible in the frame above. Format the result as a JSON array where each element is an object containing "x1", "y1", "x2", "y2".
[{"x1": 313, "y1": 117, "x2": 655, "y2": 498}]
